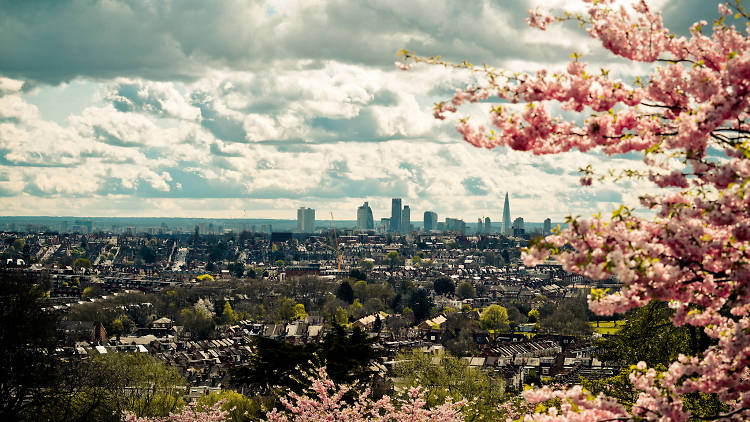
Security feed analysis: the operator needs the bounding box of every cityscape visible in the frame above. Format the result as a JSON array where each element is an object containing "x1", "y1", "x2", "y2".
[
  {"x1": 0, "y1": 193, "x2": 557, "y2": 237},
  {"x1": 0, "y1": 1, "x2": 744, "y2": 421}
]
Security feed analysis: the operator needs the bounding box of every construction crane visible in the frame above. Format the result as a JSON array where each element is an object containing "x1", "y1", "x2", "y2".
[{"x1": 330, "y1": 212, "x2": 344, "y2": 271}]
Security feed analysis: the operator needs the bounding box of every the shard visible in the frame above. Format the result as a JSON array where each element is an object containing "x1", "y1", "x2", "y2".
[{"x1": 502, "y1": 192, "x2": 511, "y2": 235}]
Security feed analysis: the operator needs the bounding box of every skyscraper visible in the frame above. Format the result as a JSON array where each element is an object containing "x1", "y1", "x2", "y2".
[
  {"x1": 297, "y1": 207, "x2": 304, "y2": 232},
  {"x1": 424, "y1": 211, "x2": 438, "y2": 232},
  {"x1": 502, "y1": 192, "x2": 511, "y2": 235},
  {"x1": 477, "y1": 218, "x2": 483, "y2": 234},
  {"x1": 390, "y1": 198, "x2": 402, "y2": 233},
  {"x1": 512, "y1": 217, "x2": 524, "y2": 236},
  {"x1": 484, "y1": 216, "x2": 492, "y2": 234},
  {"x1": 357, "y1": 201, "x2": 374, "y2": 230},
  {"x1": 401, "y1": 205, "x2": 411, "y2": 233},
  {"x1": 297, "y1": 207, "x2": 315, "y2": 233},
  {"x1": 543, "y1": 218, "x2": 551, "y2": 235}
]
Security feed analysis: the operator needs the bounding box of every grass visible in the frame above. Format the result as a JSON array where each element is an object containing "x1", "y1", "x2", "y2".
[{"x1": 590, "y1": 320, "x2": 626, "y2": 335}]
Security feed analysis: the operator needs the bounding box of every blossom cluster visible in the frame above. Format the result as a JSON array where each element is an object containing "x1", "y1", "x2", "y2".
[
  {"x1": 399, "y1": 0, "x2": 750, "y2": 420},
  {"x1": 264, "y1": 367, "x2": 466, "y2": 422}
]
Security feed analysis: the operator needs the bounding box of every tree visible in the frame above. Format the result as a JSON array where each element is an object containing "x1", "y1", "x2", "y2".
[
  {"x1": 0, "y1": 271, "x2": 59, "y2": 421},
  {"x1": 73, "y1": 257, "x2": 92, "y2": 269},
  {"x1": 335, "y1": 280, "x2": 354, "y2": 304},
  {"x1": 399, "y1": 1, "x2": 750, "y2": 420},
  {"x1": 222, "y1": 301, "x2": 238, "y2": 324},
  {"x1": 407, "y1": 288, "x2": 433, "y2": 322},
  {"x1": 227, "y1": 262, "x2": 244, "y2": 278},
  {"x1": 137, "y1": 245, "x2": 156, "y2": 264},
  {"x1": 265, "y1": 367, "x2": 464, "y2": 422},
  {"x1": 293, "y1": 303, "x2": 307, "y2": 320},
  {"x1": 393, "y1": 349, "x2": 504, "y2": 422},
  {"x1": 433, "y1": 276, "x2": 455, "y2": 296},
  {"x1": 349, "y1": 268, "x2": 367, "y2": 281},
  {"x1": 479, "y1": 304, "x2": 510, "y2": 333},
  {"x1": 456, "y1": 281, "x2": 475, "y2": 300},
  {"x1": 197, "y1": 390, "x2": 261, "y2": 422}
]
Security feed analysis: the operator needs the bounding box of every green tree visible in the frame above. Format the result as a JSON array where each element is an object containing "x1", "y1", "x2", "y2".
[
  {"x1": 0, "y1": 272, "x2": 59, "y2": 422},
  {"x1": 179, "y1": 307, "x2": 215, "y2": 339},
  {"x1": 335, "y1": 281, "x2": 354, "y2": 304},
  {"x1": 387, "y1": 251, "x2": 402, "y2": 269},
  {"x1": 394, "y1": 349, "x2": 505, "y2": 421},
  {"x1": 480, "y1": 304, "x2": 510, "y2": 333},
  {"x1": 456, "y1": 281, "x2": 476, "y2": 300},
  {"x1": 73, "y1": 257, "x2": 92, "y2": 269},
  {"x1": 197, "y1": 390, "x2": 261, "y2": 422},
  {"x1": 407, "y1": 289, "x2": 433, "y2": 322},
  {"x1": 433, "y1": 276, "x2": 455, "y2": 296},
  {"x1": 334, "y1": 306, "x2": 348, "y2": 326},
  {"x1": 222, "y1": 301, "x2": 238, "y2": 324},
  {"x1": 293, "y1": 303, "x2": 307, "y2": 320}
]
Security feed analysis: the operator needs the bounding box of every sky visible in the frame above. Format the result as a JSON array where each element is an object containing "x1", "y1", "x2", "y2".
[{"x1": 0, "y1": 0, "x2": 728, "y2": 222}]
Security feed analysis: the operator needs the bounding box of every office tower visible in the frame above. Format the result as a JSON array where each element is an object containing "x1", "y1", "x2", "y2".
[
  {"x1": 424, "y1": 211, "x2": 438, "y2": 232},
  {"x1": 543, "y1": 218, "x2": 551, "y2": 235},
  {"x1": 512, "y1": 217, "x2": 524, "y2": 236},
  {"x1": 390, "y1": 198, "x2": 402, "y2": 233},
  {"x1": 304, "y1": 208, "x2": 315, "y2": 232},
  {"x1": 297, "y1": 207, "x2": 315, "y2": 233},
  {"x1": 446, "y1": 218, "x2": 466, "y2": 234},
  {"x1": 502, "y1": 192, "x2": 511, "y2": 235},
  {"x1": 401, "y1": 205, "x2": 411, "y2": 233},
  {"x1": 485, "y1": 217, "x2": 491, "y2": 234},
  {"x1": 477, "y1": 218, "x2": 483, "y2": 234},
  {"x1": 357, "y1": 202, "x2": 374, "y2": 230},
  {"x1": 380, "y1": 218, "x2": 390, "y2": 234}
]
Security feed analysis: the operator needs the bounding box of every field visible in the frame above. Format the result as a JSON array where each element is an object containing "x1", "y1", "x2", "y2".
[{"x1": 590, "y1": 320, "x2": 626, "y2": 335}]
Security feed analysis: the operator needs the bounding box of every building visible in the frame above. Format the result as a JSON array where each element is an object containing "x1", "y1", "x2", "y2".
[
  {"x1": 502, "y1": 193, "x2": 511, "y2": 235},
  {"x1": 477, "y1": 218, "x2": 483, "y2": 234},
  {"x1": 485, "y1": 216, "x2": 492, "y2": 234},
  {"x1": 390, "y1": 198, "x2": 402, "y2": 233},
  {"x1": 357, "y1": 202, "x2": 374, "y2": 231},
  {"x1": 424, "y1": 211, "x2": 438, "y2": 232},
  {"x1": 379, "y1": 218, "x2": 390, "y2": 234},
  {"x1": 543, "y1": 218, "x2": 551, "y2": 235},
  {"x1": 512, "y1": 217, "x2": 525, "y2": 237},
  {"x1": 445, "y1": 218, "x2": 466, "y2": 234},
  {"x1": 297, "y1": 207, "x2": 315, "y2": 233},
  {"x1": 401, "y1": 205, "x2": 411, "y2": 233}
]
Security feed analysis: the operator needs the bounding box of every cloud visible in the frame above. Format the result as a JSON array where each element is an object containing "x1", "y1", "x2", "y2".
[{"x1": 0, "y1": 1, "x2": 713, "y2": 219}]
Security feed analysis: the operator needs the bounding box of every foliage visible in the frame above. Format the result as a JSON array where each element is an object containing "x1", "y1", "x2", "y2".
[
  {"x1": 393, "y1": 350, "x2": 505, "y2": 422},
  {"x1": 138, "y1": 245, "x2": 157, "y2": 264},
  {"x1": 538, "y1": 298, "x2": 592, "y2": 338},
  {"x1": 293, "y1": 303, "x2": 308, "y2": 320},
  {"x1": 197, "y1": 390, "x2": 260, "y2": 422},
  {"x1": 479, "y1": 304, "x2": 510, "y2": 333},
  {"x1": 179, "y1": 307, "x2": 215, "y2": 339},
  {"x1": 407, "y1": 288, "x2": 433, "y2": 322},
  {"x1": 336, "y1": 280, "x2": 355, "y2": 304},
  {"x1": 433, "y1": 276, "x2": 455, "y2": 296},
  {"x1": 231, "y1": 326, "x2": 381, "y2": 397},
  {"x1": 0, "y1": 271, "x2": 59, "y2": 421},
  {"x1": 73, "y1": 257, "x2": 92, "y2": 269},
  {"x1": 222, "y1": 301, "x2": 238, "y2": 324},
  {"x1": 399, "y1": 0, "x2": 750, "y2": 419},
  {"x1": 227, "y1": 262, "x2": 245, "y2": 278},
  {"x1": 125, "y1": 401, "x2": 227, "y2": 422},
  {"x1": 196, "y1": 274, "x2": 214, "y2": 282},
  {"x1": 349, "y1": 268, "x2": 367, "y2": 281},
  {"x1": 455, "y1": 281, "x2": 475, "y2": 300},
  {"x1": 37, "y1": 353, "x2": 186, "y2": 421}
]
